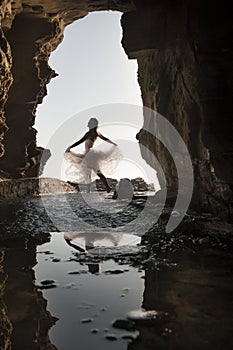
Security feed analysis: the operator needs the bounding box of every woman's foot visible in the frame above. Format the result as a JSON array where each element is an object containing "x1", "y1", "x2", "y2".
[{"x1": 97, "y1": 171, "x2": 111, "y2": 193}]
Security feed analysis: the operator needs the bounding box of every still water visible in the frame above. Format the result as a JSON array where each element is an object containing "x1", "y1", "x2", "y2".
[{"x1": 34, "y1": 233, "x2": 143, "y2": 350}]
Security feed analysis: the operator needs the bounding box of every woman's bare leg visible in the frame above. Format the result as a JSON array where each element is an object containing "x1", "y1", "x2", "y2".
[
  {"x1": 87, "y1": 175, "x2": 91, "y2": 193},
  {"x1": 96, "y1": 170, "x2": 111, "y2": 192}
]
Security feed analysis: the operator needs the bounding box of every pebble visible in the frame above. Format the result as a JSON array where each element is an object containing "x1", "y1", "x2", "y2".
[
  {"x1": 162, "y1": 327, "x2": 173, "y2": 336},
  {"x1": 68, "y1": 270, "x2": 88, "y2": 275},
  {"x1": 104, "y1": 269, "x2": 125, "y2": 274},
  {"x1": 100, "y1": 307, "x2": 108, "y2": 312},
  {"x1": 37, "y1": 279, "x2": 57, "y2": 289},
  {"x1": 165, "y1": 327, "x2": 172, "y2": 333},
  {"x1": 127, "y1": 309, "x2": 158, "y2": 321},
  {"x1": 68, "y1": 271, "x2": 80, "y2": 274},
  {"x1": 105, "y1": 334, "x2": 118, "y2": 341},
  {"x1": 171, "y1": 210, "x2": 181, "y2": 217},
  {"x1": 81, "y1": 318, "x2": 94, "y2": 323},
  {"x1": 91, "y1": 328, "x2": 99, "y2": 334},
  {"x1": 121, "y1": 333, "x2": 139, "y2": 341},
  {"x1": 40, "y1": 279, "x2": 55, "y2": 285},
  {"x1": 51, "y1": 257, "x2": 61, "y2": 262},
  {"x1": 112, "y1": 319, "x2": 135, "y2": 331},
  {"x1": 40, "y1": 250, "x2": 54, "y2": 255}
]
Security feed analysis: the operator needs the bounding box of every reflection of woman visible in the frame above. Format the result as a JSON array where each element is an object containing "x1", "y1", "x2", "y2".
[
  {"x1": 65, "y1": 117, "x2": 122, "y2": 192},
  {"x1": 64, "y1": 232, "x2": 123, "y2": 252}
]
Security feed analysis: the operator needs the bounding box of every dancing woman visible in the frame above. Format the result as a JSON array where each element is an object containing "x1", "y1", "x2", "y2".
[{"x1": 65, "y1": 117, "x2": 121, "y2": 192}]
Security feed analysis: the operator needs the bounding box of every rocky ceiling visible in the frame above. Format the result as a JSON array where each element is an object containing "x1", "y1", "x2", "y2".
[{"x1": 0, "y1": 0, "x2": 232, "y2": 220}]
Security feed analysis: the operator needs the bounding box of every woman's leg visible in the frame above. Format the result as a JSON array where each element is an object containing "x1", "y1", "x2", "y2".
[
  {"x1": 96, "y1": 170, "x2": 111, "y2": 192},
  {"x1": 87, "y1": 175, "x2": 91, "y2": 193}
]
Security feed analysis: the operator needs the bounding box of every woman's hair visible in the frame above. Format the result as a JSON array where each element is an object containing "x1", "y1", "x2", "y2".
[{"x1": 88, "y1": 117, "x2": 99, "y2": 129}]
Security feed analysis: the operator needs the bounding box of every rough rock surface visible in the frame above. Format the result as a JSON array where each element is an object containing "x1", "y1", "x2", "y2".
[
  {"x1": 0, "y1": 177, "x2": 77, "y2": 198},
  {"x1": 121, "y1": 0, "x2": 233, "y2": 220},
  {"x1": 69, "y1": 177, "x2": 153, "y2": 192},
  {"x1": 0, "y1": 0, "x2": 232, "y2": 220}
]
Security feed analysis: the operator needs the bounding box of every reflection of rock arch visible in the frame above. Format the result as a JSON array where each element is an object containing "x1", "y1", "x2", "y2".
[
  {"x1": 0, "y1": 236, "x2": 57, "y2": 349},
  {"x1": 129, "y1": 255, "x2": 233, "y2": 350}
]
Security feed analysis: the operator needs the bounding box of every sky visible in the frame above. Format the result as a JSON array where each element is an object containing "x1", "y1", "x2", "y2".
[{"x1": 35, "y1": 11, "x2": 159, "y2": 188}]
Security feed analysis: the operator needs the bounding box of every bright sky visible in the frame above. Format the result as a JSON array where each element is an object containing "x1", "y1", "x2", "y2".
[{"x1": 35, "y1": 11, "x2": 159, "y2": 188}]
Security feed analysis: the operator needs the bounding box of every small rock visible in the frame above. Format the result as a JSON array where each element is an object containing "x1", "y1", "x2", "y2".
[
  {"x1": 37, "y1": 284, "x2": 57, "y2": 289},
  {"x1": 104, "y1": 270, "x2": 124, "y2": 274},
  {"x1": 51, "y1": 257, "x2": 61, "y2": 262},
  {"x1": 112, "y1": 319, "x2": 135, "y2": 331},
  {"x1": 165, "y1": 327, "x2": 172, "y2": 333},
  {"x1": 121, "y1": 333, "x2": 139, "y2": 341},
  {"x1": 127, "y1": 309, "x2": 158, "y2": 321},
  {"x1": 37, "y1": 279, "x2": 57, "y2": 289},
  {"x1": 68, "y1": 270, "x2": 88, "y2": 274},
  {"x1": 68, "y1": 271, "x2": 80, "y2": 275},
  {"x1": 105, "y1": 334, "x2": 118, "y2": 341},
  {"x1": 91, "y1": 328, "x2": 99, "y2": 333},
  {"x1": 101, "y1": 307, "x2": 107, "y2": 312},
  {"x1": 41, "y1": 250, "x2": 54, "y2": 255},
  {"x1": 40, "y1": 279, "x2": 55, "y2": 285},
  {"x1": 81, "y1": 318, "x2": 94, "y2": 323},
  {"x1": 171, "y1": 210, "x2": 181, "y2": 217},
  {"x1": 198, "y1": 237, "x2": 210, "y2": 244}
]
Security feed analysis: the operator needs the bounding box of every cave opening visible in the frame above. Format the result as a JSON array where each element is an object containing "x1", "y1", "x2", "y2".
[{"x1": 35, "y1": 11, "x2": 159, "y2": 189}]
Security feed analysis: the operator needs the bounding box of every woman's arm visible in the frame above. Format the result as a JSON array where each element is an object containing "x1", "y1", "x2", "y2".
[
  {"x1": 98, "y1": 132, "x2": 117, "y2": 146},
  {"x1": 65, "y1": 132, "x2": 89, "y2": 152},
  {"x1": 64, "y1": 239, "x2": 85, "y2": 252}
]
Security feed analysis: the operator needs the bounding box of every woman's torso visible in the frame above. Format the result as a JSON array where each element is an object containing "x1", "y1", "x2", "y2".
[{"x1": 84, "y1": 129, "x2": 98, "y2": 153}]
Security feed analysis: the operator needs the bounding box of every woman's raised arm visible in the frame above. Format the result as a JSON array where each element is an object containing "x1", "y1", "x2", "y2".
[
  {"x1": 98, "y1": 132, "x2": 117, "y2": 146},
  {"x1": 65, "y1": 132, "x2": 89, "y2": 152}
]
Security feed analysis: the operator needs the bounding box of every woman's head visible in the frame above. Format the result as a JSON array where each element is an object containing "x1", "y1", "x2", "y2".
[{"x1": 88, "y1": 117, "x2": 99, "y2": 129}]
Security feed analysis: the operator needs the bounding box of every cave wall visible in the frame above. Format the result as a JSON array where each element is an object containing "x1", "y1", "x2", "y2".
[
  {"x1": 0, "y1": 0, "x2": 232, "y2": 219},
  {"x1": 121, "y1": 0, "x2": 233, "y2": 219}
]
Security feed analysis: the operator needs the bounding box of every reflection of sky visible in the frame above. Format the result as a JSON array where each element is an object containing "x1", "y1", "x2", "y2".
[
  {"x1": 35, "y1": 11, "x2": 159, "y2": 187},
  {"x1": 34, "y1": 233, "x2": 144, "y2": 350}
]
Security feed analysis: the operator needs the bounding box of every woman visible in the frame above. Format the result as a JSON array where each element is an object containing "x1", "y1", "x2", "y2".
[{"x1": 65, "y1": 117, "x2": 121, "y2": 192}]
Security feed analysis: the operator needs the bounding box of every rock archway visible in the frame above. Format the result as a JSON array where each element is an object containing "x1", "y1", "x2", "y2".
[{"x1": 0, "y1": 0, "x2": 232, "y2": 219}]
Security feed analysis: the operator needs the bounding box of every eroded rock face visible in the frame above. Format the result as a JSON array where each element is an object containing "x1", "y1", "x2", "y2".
[
  {"x1": 121, "y1": 0, "x2": 233, "y2": 219},
  {"x1": 0, "y1": 0, "x2": 232, "y2": 219}
]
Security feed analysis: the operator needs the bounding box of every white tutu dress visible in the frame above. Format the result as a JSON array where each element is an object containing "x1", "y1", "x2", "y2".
[{"x1": 64, "y1": 140, "x2": 122, "y2": 184}]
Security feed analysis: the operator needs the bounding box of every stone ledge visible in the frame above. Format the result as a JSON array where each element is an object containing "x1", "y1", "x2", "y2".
[{"x1": 0, "y1": 177, "x2": 77, "y2": 198}]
